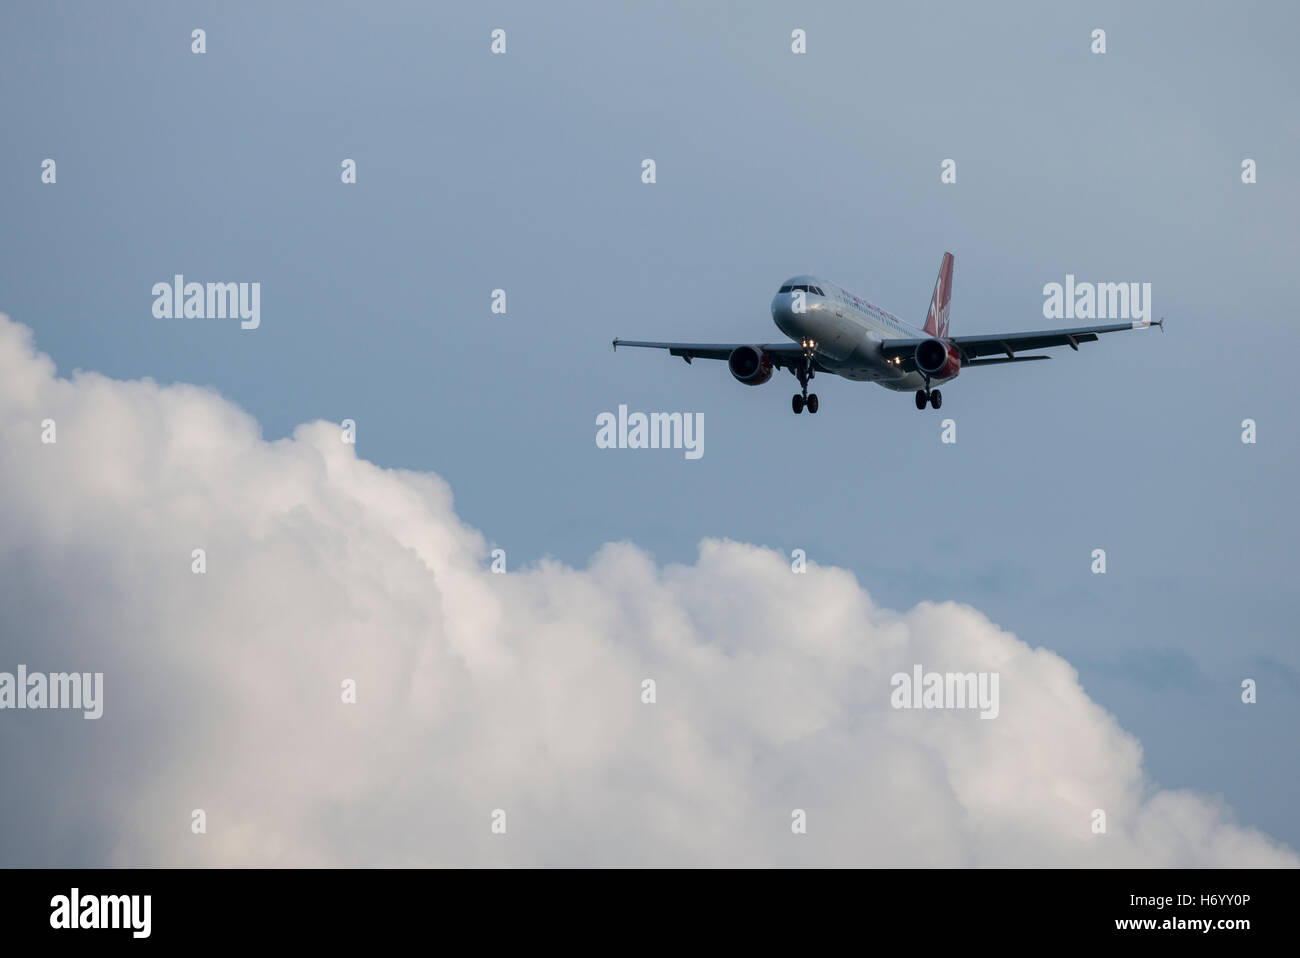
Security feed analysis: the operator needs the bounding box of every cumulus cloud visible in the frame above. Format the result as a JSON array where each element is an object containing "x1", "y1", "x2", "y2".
[{"x1": 0, "y1": 313, "x2": 1293, "y2": 867}]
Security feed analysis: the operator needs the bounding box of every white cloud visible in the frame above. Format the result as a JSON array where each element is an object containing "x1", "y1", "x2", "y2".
[{"x1": 0, "y1": 314, "x2": 1293, "y2": 866}]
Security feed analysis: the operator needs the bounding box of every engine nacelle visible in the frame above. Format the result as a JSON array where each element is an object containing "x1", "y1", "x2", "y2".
[
  {"x1": 728, "y1": 345, "x2": 774, "y2": 386},
  {"x1": 914, "y1": 338, "x2": 961, "y2": 379}
]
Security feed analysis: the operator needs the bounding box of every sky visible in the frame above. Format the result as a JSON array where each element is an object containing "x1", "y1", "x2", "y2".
[{"x1": 0, "y1": 0, "x2": 1297, "y2": 864}]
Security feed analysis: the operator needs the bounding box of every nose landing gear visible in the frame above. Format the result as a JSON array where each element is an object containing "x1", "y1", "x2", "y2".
[
  {"x1": 793, "y1": 393, "x2": 819, "y2": 414},
  {"x1": 791, "y1": 339, "x2": 819, "y2": 414}
]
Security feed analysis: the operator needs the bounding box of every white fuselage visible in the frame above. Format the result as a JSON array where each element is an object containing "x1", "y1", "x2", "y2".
[{"x1": 770, "y1": 275, "x2": 952, "y2": 391}]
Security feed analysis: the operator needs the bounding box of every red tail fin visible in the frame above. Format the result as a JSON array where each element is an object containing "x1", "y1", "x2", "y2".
[{"x1": 923, "y1": 252, "x2": 954, "y2": 339}]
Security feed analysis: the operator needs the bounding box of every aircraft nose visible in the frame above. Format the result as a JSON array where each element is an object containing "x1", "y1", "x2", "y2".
[{"x1": 771, "y1": 294, "x2": 799, "y2": 336}]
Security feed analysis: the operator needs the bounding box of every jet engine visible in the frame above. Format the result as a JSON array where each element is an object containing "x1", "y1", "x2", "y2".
[
  {"x1": 727, "y1": 345, "x2": 774, "y2": 385},
  {"x1": 914, "y1": 338, "x2": 961, "y2": 379}
]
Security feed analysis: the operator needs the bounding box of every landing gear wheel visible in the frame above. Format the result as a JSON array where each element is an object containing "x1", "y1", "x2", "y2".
[
  {"x1": 929, "y1": 389, "x2": 942, "y2": 409},
  {"x1": 915, "y1": 390, "x2": 928, "y2": 410},
  {"x1": 793, "y1": 339, "x2": 816, "y2": 417}
]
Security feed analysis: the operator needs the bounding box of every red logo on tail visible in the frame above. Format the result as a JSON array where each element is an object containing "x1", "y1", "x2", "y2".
[{"x1": 924, "y1": 253, "x2": 954, "y2": 339}]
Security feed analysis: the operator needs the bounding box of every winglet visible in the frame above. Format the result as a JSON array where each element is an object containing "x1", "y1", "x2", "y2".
[
  {"x1": 612, "y1": 338, "x2": 619, "y2": 351},
  {"x1": 1154, "y1": 317, "x2": 1165, "y2": 332}
]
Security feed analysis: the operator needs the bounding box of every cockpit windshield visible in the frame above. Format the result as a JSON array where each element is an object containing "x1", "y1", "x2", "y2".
[{"x1": 780, "y1": 283, "x2": 824, "y2": 295}]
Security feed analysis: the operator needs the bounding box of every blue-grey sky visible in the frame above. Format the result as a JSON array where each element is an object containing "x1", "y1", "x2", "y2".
[{"x1": 1, "y1": 0, "x2": 1297, "y2": 859}]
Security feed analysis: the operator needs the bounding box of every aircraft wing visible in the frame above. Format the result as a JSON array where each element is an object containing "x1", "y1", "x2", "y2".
[
  {"x1": 878, "y1": 320, "x2": 1162, "y2": 371},
  {"x1": 612, "y1": 339, "x2": 814, "y2": 370}
]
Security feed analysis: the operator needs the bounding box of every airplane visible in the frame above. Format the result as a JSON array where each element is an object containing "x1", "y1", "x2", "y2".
[{"x1": 612, "y1": 252, "x2": 1161, "y2": 413}]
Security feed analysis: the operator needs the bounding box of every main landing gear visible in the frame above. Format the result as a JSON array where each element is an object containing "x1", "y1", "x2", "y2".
[
  {"x1": 915, "y1": 388, "x2": 942, "y2": 410},
  {"x1": 792, "y1": 339, "x2": 819, "y2": 415}
]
